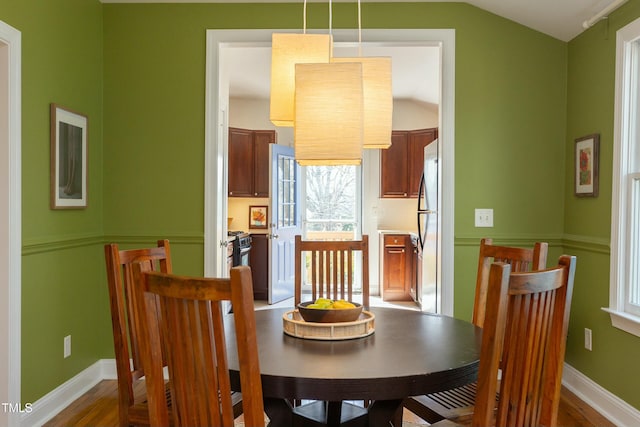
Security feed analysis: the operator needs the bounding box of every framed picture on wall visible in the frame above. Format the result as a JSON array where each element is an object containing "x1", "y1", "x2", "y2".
[
  {"x1": 574, "y1": 133, "x2": 599, "y2": 198},
  {"x1": 50, "y1": 104, "x2": 88, "y2": 209},
  {"x1": 249, "y1": 205, "x2": 268, "y2": 229}
]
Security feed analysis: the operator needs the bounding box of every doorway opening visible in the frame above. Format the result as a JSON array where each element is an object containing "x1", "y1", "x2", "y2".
[
  {"x1": 301, "y1": 164, "x2": 364, "y2": 294},
  {"x1": 205, "y1": 29, "x2": 455, "y2": 314}
]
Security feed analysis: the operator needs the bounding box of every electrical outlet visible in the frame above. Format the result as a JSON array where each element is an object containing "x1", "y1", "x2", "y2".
[
  {"x1": 474, "y1": 209, "x2": 494, "y2": 227},
  {"x1": 584, "y1": 328, "x2": 592, "y2": 351},
  {"x1": 64, "y1": 335, "x2": 71, "y2": 358}
]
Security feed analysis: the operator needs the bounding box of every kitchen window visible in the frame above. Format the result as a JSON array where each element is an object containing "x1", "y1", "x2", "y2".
[{"x1": 605, "y1": 16, "x2": 640, "y2": 337}]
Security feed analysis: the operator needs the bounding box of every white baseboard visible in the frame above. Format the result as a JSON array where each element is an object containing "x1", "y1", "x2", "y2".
[
  {"x1": 563, "y1": 362, "x2": 640, "y2": 427},
  {"x1": 20, "y1": 359, "x2": 117, "y2": 427},
  {"x1": 19, "y1": 359, "x2": 640, "y2": 427}
]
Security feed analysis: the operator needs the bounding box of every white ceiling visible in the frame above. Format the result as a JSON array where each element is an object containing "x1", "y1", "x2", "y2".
[
  {"x1": 102, "y1": 0, "x2": 623, "y2": 42},
  {"x1": 225, "y1": 44, "x2": 441, "y2": 104},
  {"x1": 437, "y1": 0, "x2": 617, "y2": 42}
]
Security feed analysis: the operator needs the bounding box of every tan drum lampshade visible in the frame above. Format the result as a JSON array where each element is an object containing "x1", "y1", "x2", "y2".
[
  {"x1": 294, "y1": 62, "x2": 363, "y2": 165},
  {"x1": 332, "y1": 56, "x2": 393, "y2": 149},
  {"x1": 270, "y1": 33, "x2": 333, "y2": 127}
]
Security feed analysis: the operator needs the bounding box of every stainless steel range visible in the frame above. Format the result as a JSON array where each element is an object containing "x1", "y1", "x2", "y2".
[{"x1": 228, "y1": 230, "x2": 251, "y2": 267}]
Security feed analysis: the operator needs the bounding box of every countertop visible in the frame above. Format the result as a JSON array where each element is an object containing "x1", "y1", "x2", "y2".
[{"x1": 378, "y1": 229, "x2": 418, "y2": 238}]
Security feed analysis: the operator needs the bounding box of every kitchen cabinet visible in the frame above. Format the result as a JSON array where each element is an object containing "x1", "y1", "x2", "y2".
[
  {"x1": 380, "y1": 128, "x2": 438, "y2": 198},
  {"x1": 249, "y1": 233, "x2": 269, "y2": 300},
  {"x1": 228, "y1": 127, "x2": 276, "y2": 197},
  {"x1": 382, "y1": 234, "x2": 413, "y2": 301}
]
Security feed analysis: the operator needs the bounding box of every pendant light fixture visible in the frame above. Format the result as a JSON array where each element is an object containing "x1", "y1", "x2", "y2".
[
  {"x1": 293, "y1": 0, "x2": 365, "y2": 165},
  {"x1": 294, "y1": 61, "x2": 364, "y2": 165},
  {"x1": 269, "y1": 0, "x2": 332, "y2": 127},
  {"x1": 331, "y1": 0, "x2": 392, "y2": 149},
  {"x1": 332, "y1": 57, "x2": 392, "y2": 149}
]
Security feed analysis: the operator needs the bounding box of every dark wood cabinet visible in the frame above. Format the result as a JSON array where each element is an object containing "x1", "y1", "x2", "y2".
[
  {"x1": 228, "y1": 127, "x2": 276, "y2": 197},
  {"x1": 382, "y1": 234, "x2": 413, "y2": 301},
  {"x1": 249, "y1": 234, "x2": 269, "y2": 300},
  {"x1": 380, "y1": 128, "x2": 438, "y2": 198},
  {"x1": 380, "y1": 132, "x2": 409, "y2": 197}
]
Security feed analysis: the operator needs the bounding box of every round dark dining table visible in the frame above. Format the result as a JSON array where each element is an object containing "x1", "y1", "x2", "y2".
[{"x1": 226, "y1": 307, "x2": 482, "y2": 427}]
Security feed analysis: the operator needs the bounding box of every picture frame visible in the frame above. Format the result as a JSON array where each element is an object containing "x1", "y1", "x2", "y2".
[
  {"x1": 50, "y1": 104, "x2": 88, "y2": 209},
  {"x1": 574, "y1": 133, "x2": 599, "y2": 198},
  {"x1": 249, "y1": 205, "x2": 268, "y2": 229}
]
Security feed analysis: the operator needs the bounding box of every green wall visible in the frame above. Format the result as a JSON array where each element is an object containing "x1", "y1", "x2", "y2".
[
  {"x1": 101, "y1": 1, "x2": 568, "y2": 319},
  {"x1": 564, "y1": 0, "x2": 640, "y2": 409},
  {"x1": 0, "y1": 0, "x2": 111, "y2": 403},
  {"x1": 4, "y1": 0, "x2": 638, "y2": 414}
]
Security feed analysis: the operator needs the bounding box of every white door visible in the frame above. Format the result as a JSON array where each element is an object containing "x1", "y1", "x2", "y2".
[{"x1": 268, "y1": 144, "x2": 301, "y2": 304}]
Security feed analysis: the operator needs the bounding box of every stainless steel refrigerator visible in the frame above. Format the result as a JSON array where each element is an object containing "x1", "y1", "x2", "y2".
[{"x1": 417, "y1": 139, "x2": 440, "y2": 313}]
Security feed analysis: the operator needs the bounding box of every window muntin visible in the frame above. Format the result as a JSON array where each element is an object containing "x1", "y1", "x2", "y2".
[{"x1": 277, "y1": 154, "x2": 296, "y2": 228}]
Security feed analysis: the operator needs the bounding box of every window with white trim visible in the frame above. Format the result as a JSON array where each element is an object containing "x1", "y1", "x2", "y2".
[{"x1": 605, "y1": 16, "x2": 640, "y2": 336}]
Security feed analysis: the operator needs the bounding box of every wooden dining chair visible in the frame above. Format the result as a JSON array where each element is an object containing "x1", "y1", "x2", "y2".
[
  {"x1": 104, "y1": 240, "x2": 242, "y2": 426},
  {"x1": 104, "y1": 240, "x2": 173, "y2": 427},
  {"x1": 133, "y1": 265, "x2": 265, "y2": 427},
  {"x1": 472, "y1": 238, "x2": 549, "y2": 328},
  {"x1": 292, "y1": 235, "x2": 370, "y2": 426},
  {"x1": 401, "y1": 238, "x2": 549, "y2": 424},
  {"x1": 430, "y1": 254, "x2": 576, "y2": 427},
  {"x1": 294, "y1": 235, "x2": 370, "y2": 309}
]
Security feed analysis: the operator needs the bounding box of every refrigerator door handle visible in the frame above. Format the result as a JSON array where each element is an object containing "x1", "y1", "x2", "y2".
[
  {"x1": 417, "y1": 172, "x2": 426, "y2": 211},
  {"x1": 417, "y1": 211, "x2": 425, "y2": 250}
]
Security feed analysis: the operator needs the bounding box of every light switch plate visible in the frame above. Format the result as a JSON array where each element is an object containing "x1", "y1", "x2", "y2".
[
  {"x1": 585, "y1": 328, "x2": 592, "y2": 351},
  {"x1": 64, "y1": 335, "x2": 71, "y2": 358},
  {"x1": 475, "y1": 209, "x2": 494, "y2": 227}
]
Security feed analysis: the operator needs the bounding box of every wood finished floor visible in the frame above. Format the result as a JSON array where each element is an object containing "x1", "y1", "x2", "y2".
[
  {"x1": 43, "y1": 379, "x2": 614, "y2": 427},
  {"x1": 45, "y1": 299, "x2": 614, "y2": 426}
]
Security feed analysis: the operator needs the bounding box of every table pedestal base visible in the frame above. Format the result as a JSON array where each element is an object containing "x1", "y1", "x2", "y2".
[
  {"x1": 292, "y1": 401, "x2": 368, "y2": 426},
  {"x1": 263, "y1": 398, "x2": 404, "y2": 427}
]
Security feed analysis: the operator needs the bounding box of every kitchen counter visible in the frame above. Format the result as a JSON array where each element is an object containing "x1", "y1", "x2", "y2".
[{"x1": 378, "y1": 229, "x2": 418, "y2": 240}]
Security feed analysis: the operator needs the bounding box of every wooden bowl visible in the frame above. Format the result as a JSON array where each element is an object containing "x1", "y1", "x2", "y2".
[{"x1": 297, "y1": 301, "x2": 363, "y2": 323}]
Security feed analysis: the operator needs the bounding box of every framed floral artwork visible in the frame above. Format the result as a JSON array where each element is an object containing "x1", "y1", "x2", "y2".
[
  {"x1": 249, "y1": 205, "x2": 268, "y2": 229},
  {"x1": 575, "y1": 134, "x2": 599, "y2": 197}
]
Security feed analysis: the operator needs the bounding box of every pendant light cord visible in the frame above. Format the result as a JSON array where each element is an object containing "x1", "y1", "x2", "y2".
[
  {"x1": 357, "y1": 0, "x2": 362, "y2": 57},
  {"x1": 303, "y1": 0, "x2": 307, "y2": 33},
  {"x1": 303, "y1": 0, "x2": 361, "y2": 43},
  {"x1": 329, "y1": 0, "x2": 333, "y2": 35}
]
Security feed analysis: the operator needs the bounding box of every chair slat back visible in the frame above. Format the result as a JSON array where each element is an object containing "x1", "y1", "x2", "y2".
[
  {"x1": 103, "y1": 240, "x2": 172, "y2": 426},
  {"x1": 473, "y1": 238, "x2": 548, "y2": 327},
  {"x1": 473, "y1": 255, "x2": 576, "y2": 427},
  {"x1": 294, "y1": 235, "x2": 370, "y2": 309},
  {"x1": 135, "y1": 266, "x2": 264, "y2": 427}
]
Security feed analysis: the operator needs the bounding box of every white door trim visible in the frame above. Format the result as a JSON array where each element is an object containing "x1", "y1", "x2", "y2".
[
  {"x1": 205, "y1": 29, "x2": 455, "y2": 315},
  {"x1": 0, "y1": 19, "x2": 22, "y2": 427}
]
